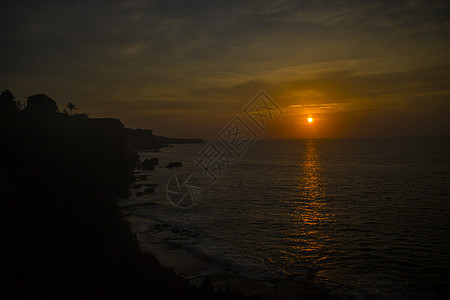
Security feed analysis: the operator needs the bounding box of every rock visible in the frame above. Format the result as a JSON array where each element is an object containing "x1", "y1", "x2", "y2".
[
  {"x1": 142, "y1": 158, "x2": 159, "y2": 170},
  {"x1": 130, "y1": 183, "x2": 143, "y2": 189},
  {"x1": 135, "y1": 187, "x2": 154, "y2": 197},
  {"x1": 135, "y1": 175, "x2": 148, "y2": 181},
  {"x1": 119, "y1": 202, "x2": 156, "y2": 209},
  {"x1": 166, "y1": 161, "x2": 182, "y2": 168},
  {"x1": 144, "y1": 187, "x2": 154, "y2": 194},
  {"x1": 200, "y1": 277, "x2": 214, "y2": 293}
]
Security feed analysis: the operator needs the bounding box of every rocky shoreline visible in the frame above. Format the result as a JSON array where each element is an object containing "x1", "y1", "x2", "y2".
[
  {"x1": 0, "y1": 95, "x2": 249, "y2": 299},
  {"x1": 1, "y1": 89, "x2": 335, "y2": 298},
  {"x1": 121, "y1": 212, "x2": 337, "y2": 299},
  {"x1": 118, "y1": 161, "x2": 338, "y2": 300}
]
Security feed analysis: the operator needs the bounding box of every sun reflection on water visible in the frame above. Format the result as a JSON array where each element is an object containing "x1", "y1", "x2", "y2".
[{"x1": 284, "y1": 140, "x2": 334, "y2": 268}]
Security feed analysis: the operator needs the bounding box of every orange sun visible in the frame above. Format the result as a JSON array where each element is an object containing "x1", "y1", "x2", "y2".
[{"x1": 308, "y1": 117, "x2": 313, "y2": 123}]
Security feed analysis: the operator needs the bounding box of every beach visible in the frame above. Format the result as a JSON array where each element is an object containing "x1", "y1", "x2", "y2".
[{"x1": 122, "y1": 214, "x2": 334, "y2": 299}]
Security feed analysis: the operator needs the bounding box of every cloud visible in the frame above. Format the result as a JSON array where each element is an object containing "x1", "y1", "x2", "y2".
[
  {"x1": 286, "y1": 1, "x2": 450, "y2": 35},
  {"x1": 194, "y1": 64, "x2": 450, "y2": 117},
  {"x1": 288, "y1": 102, "x2": 350, "y2": 115},
  {"x1": 1, "y1": 0, "x2": 449, "y2": 137}
]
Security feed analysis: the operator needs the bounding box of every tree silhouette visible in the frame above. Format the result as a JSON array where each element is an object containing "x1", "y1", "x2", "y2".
[
  {"x1": 23, "y1": 94, "x2": 58, "y2": 114},
  {"x1": 0, "y1": 89, "x2": 18, "y2": 113},
  {"x1": 66, "y1": 102, "x2": 76, "y2": 115}
]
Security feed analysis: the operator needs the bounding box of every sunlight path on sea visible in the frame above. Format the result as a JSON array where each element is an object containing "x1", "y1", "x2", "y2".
[{"x1": 281, "y1": 140, "x2": 335, "y2": 277}]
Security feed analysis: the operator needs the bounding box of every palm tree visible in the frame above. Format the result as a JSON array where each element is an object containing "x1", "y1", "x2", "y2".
[{"x1": 66, "y1": 102, "x2": 77, "y2": 115}]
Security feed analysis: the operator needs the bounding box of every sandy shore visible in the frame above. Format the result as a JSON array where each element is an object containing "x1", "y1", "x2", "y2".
[
  {"x1": 123, "y1": 215, "x2": 335, "y2": 299},
  {"x1": 125, "y1": 215, "x2": 214, "y2": 283}
]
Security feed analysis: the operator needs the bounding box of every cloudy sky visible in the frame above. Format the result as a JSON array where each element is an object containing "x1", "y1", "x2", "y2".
[{"x1": 1, "y1": 0, "x2": 449, "y2": 138}]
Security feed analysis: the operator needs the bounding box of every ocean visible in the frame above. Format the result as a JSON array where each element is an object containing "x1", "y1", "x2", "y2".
[{"x1": 120, "y1": 138, "x2": 450, "y2": 298}]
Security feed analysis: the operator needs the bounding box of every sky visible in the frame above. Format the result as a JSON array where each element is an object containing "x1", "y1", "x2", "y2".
[{"x1": 1, "y1": 0, "x2": 449, "y2": 139}]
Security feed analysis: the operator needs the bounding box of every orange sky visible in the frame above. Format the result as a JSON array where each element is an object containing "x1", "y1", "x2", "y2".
[{"x1": 1, "y1": 1, "x2": 449, "y2": 139}]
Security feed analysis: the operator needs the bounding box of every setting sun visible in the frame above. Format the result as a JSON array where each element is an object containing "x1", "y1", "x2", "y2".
[{"x1": 308, "y1": 117, "x2": 313, "y2": 123}]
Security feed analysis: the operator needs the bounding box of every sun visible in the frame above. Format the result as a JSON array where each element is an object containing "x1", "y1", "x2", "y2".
[{"x1": 308, "y1": 117, "x2": 313, "y2": 123}]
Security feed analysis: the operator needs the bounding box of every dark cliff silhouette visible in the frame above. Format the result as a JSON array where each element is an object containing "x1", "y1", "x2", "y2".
[
  {"x1": 23, "y1": 93, "x2": 59, "y2": 114},
  {"x1": 0, "y1": 89, "x2": 18, "y2": 113},
  {"x1": 126, "y1": 128, "x2": 204, "y2": 152},
  {"x1": 0, "y1": 90, "x2": 249, "y2": 299}
]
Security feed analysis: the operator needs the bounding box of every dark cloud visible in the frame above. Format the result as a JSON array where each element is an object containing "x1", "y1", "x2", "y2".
[{"x1": 1, "y1": 0, "x2": 449, "y2": 137}]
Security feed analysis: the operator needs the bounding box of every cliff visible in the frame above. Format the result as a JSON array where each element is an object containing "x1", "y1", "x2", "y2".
[
  {"x1": 0, "y1": 102, "x2": 246, "y2": 299},
  {"x1": 126, "y1": 128, "x2": 204, "y2": 151}
]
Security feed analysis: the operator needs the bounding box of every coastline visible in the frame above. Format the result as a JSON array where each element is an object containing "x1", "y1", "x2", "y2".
[
  {"x1": 1, "y1": 109, "x2": 248, "y2": 298},
  {"x1": 123, "y1": 215, "x2": 335, "y2": 299},
  {"x1": 2, "y1": 93, "x2": 335, "y2": 299},
  {"x1": 115, "y1": 150, "x2": 340, "y2": 299},
  {"x1": 119, "y1": 195, "x2": 336, "y2": 299}
]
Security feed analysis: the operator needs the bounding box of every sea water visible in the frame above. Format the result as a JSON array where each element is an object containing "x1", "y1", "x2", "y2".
[{"x1": 122, "y1": 138, "x2": 450, "y2": 298}]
